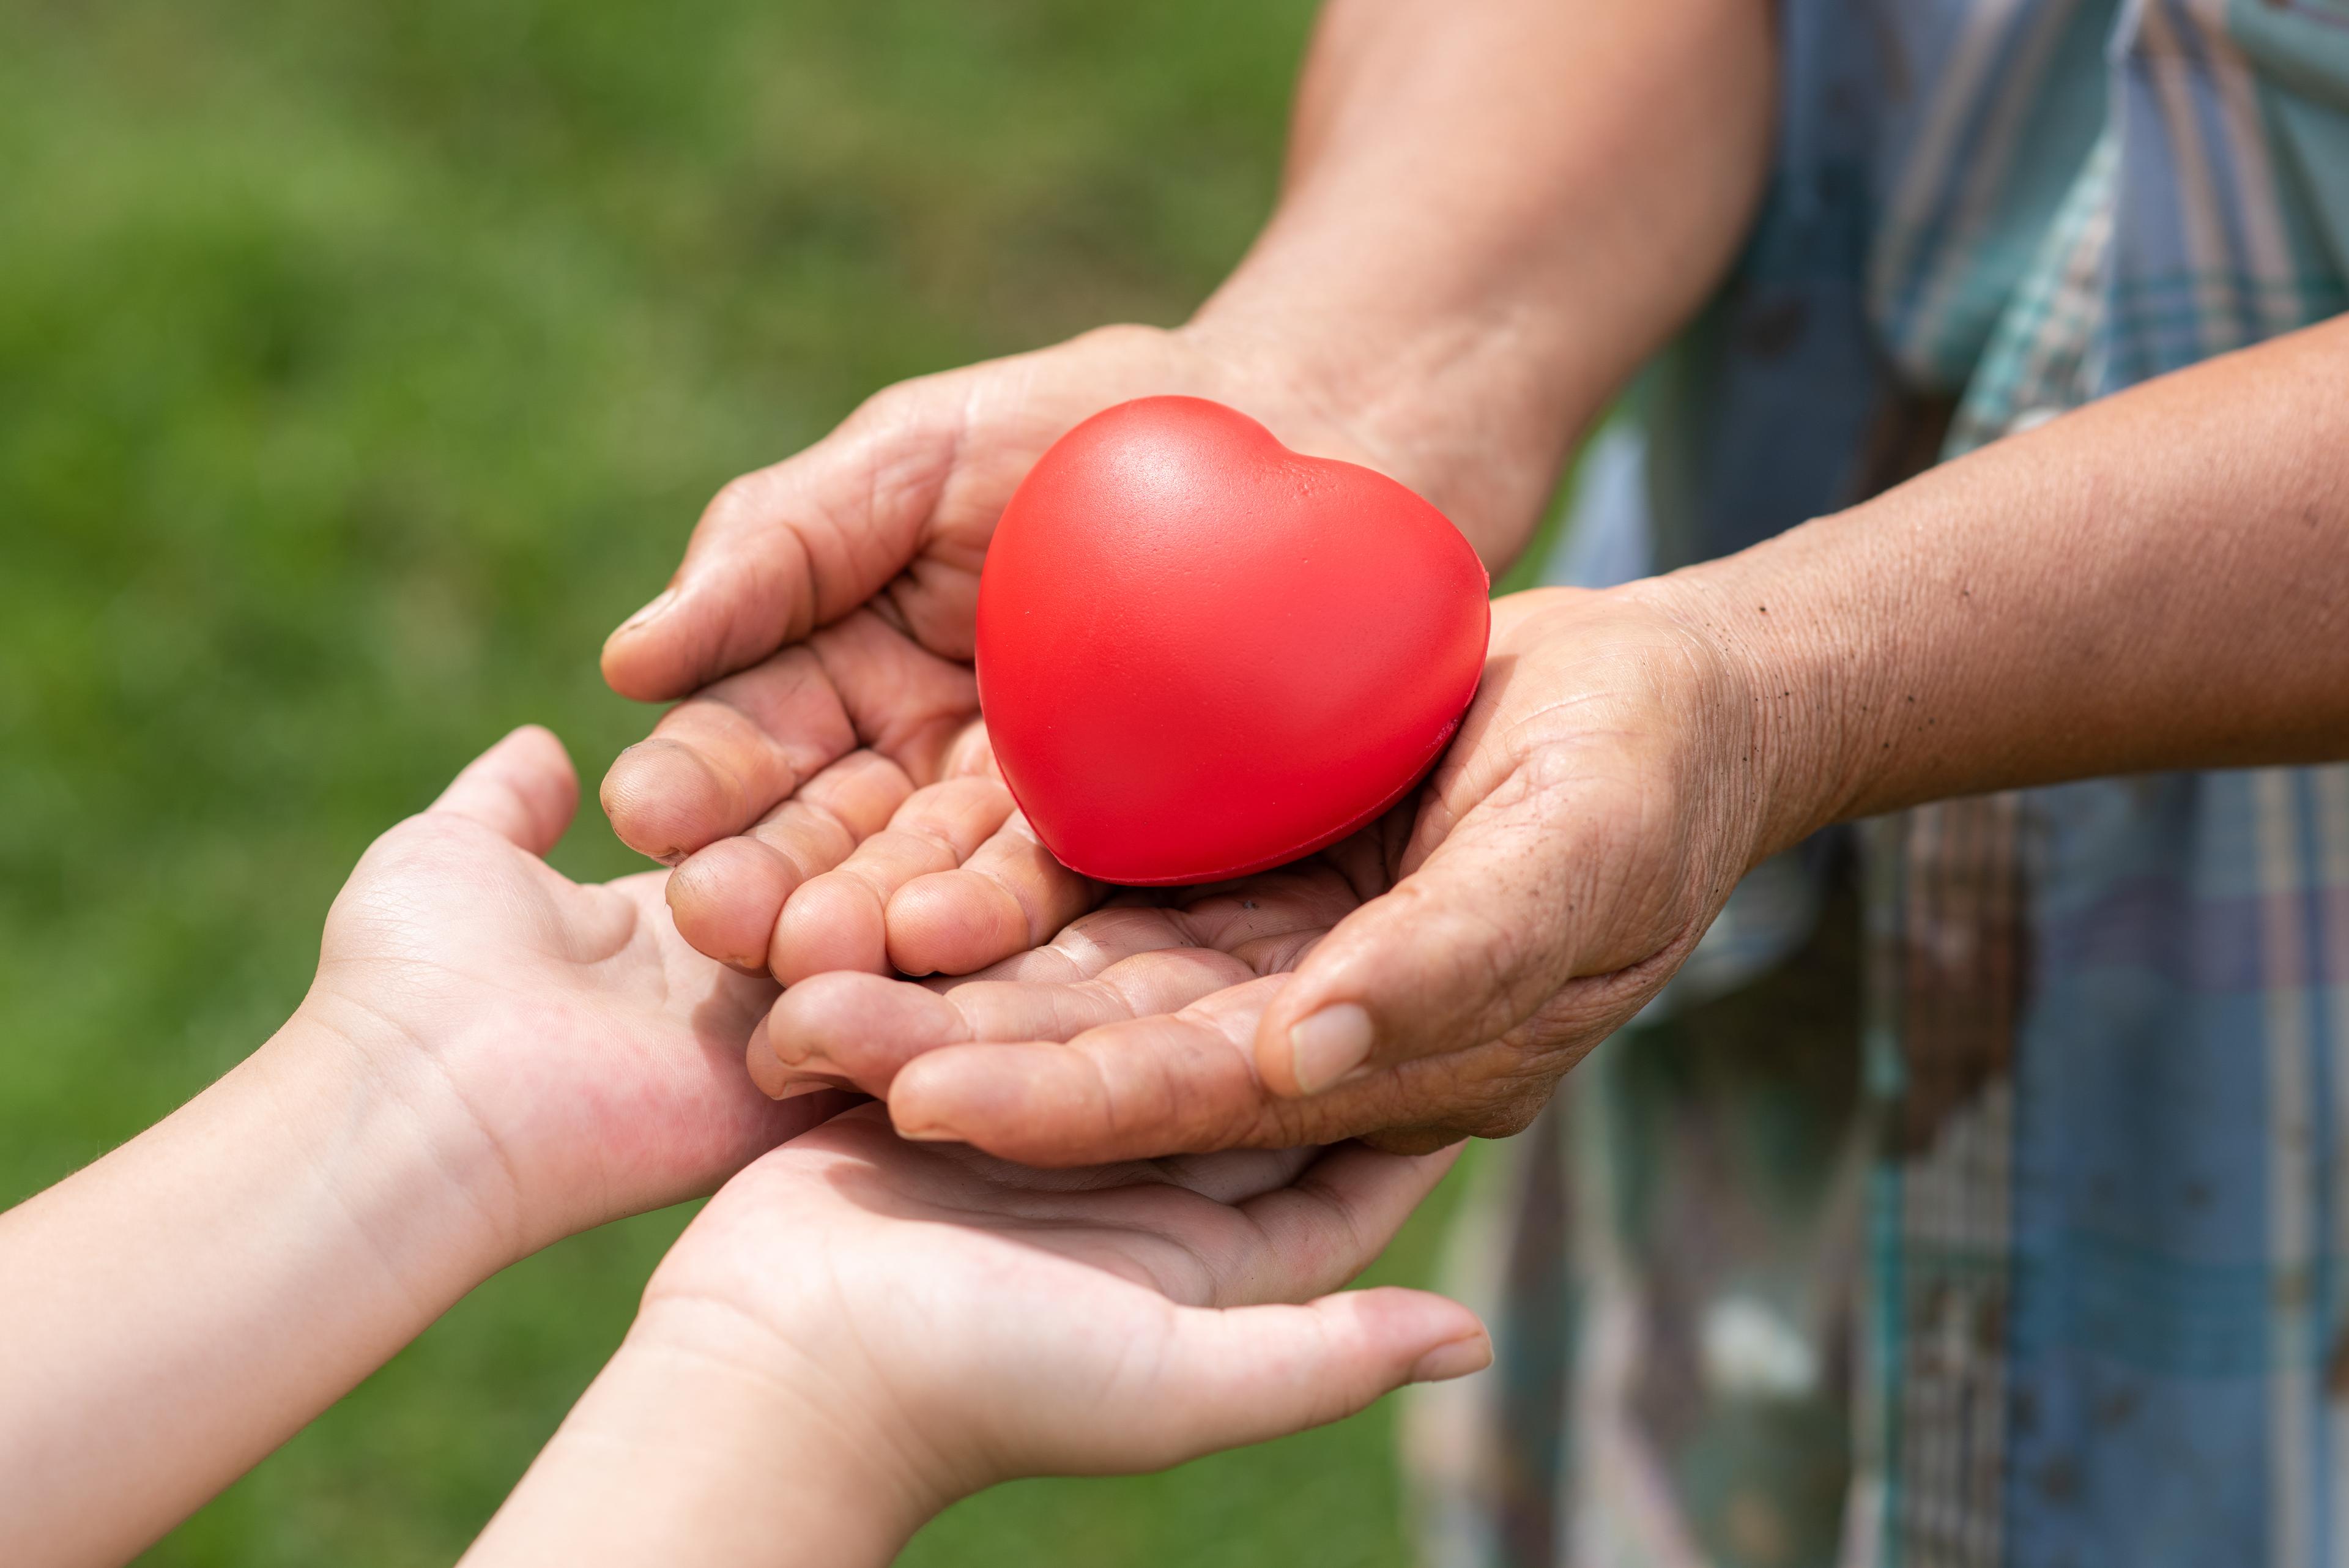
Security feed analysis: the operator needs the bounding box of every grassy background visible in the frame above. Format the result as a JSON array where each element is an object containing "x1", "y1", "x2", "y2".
[{"x1": 0, "y1": 2, "x2": 1501, "y2": 1563}]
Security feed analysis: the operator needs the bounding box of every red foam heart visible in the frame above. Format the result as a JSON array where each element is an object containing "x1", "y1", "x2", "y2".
[{"x1": 975, "y1": 396, "x2": 1489, "y2": 885}]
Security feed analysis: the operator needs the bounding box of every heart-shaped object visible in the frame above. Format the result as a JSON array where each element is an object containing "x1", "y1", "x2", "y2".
[{"x1": 975, "y1": 395, "x2": 1489, "y2": 885}]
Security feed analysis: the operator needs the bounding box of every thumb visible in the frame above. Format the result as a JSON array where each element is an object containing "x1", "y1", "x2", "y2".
[
  {"x1": 1132, "y1": 1289, "x2": 1490, "y2": 1465},
  {"x1": 1253, "y1": 791, "x2": 1591, "y2": 1098},
  {"x1": 428, "y1": 726, "x2": 579, "y2": 856},
  {"x1": 601, "y1": 384, "x2": 967, "y2": 702}
]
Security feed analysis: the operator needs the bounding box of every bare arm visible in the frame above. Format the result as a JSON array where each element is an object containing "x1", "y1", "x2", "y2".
[
  {"x1": 749, "y1": 313, "x2": 2349, "y2": 1166},
  {"x1": 0, "y1": 1026, "x2": 511, "y2": 1567},
  {"x1": 1193, "y1": 0, "x2": 1776, "y2": 554},
  {"x1": 1666, "y1": 312, "x2": 2349, "y2": 852},
  {"x1": 0, "y1": 732, "x2": 827, "y2": 1567},
  {"x1": 612, "y1": 0, "x2": 1779, "y2": 994},
  {"x1": 462, "y1": 1118, "x2": 1482, "y2": 1568}
]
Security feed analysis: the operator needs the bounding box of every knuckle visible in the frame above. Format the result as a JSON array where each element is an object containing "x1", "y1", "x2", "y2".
[
  {"x1": 702, "y1": 470, "x2": 773, "y2": 532},
  {"x1": 1256, "y1": 1096, "x2": 1330, "y2": 1151},
  {"x1": 841, "y1": 377, "x2": 962, "y2": 472},
  {"x1": 847, "y1": 375, "x2": 930, "y2": 429}
]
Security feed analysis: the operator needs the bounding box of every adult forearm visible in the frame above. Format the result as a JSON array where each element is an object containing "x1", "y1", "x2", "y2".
[
  {"x1": 0, "y1": 1020, "x2": 513, "y2": 1567},
  {"x1": 1190, "y1": 0, "x2": 1776, "y2": 558},
  {"x1": 1647, "y1": 314, "x2": 2349, "y2": 852}
]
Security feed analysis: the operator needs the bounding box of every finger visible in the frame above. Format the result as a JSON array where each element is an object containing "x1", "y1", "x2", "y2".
[
  {"x1": 664, "y1": 750, "x2": 915, "y2": 972},
  {"x1": 886, "y1": 976, "x2": 1295, "y2": 1164},
  {"x1": 743, "y1": 1016, "x2": 868, "y2": 1103},
  {"x1": 922, "y1": 855, "x2": 1362, "y2": 985},
  {"x1": 1253, "y1": 788, "x2": 1597, "y2": 1098},
  {"x1": 600, "y1": 645, "x2": 858, "y2": 864},
  {"x1": 932, "y1": 1143, "x2": 1327, "y2": 1213},
  {"x1": 1233, "y1": 1142, "x2": 1463, "y2": 1301},
  {"x1": 427, "y1": 726, "x2": 579, "y2": 856},
  {"x1": 766, "y1": 861, "x2": 1368, "y2": 1113},
  {"x1": 1111, "y1": 1146, "x2": 1321, "y2": 1206},
  {"x1": 601, "y1": 384, "x2": 970, "y2": 701},
  {"x1": 770, "y1": 776, "x2": 1017, "y2": 984},
  {"x1": 943, "y1": 948, "x2": 1255, "y2": 1036},
  {"x1": 600, "y1": 614, "x2": 976, "y2": 866},
  {"x1": 886, "y1": 811, "x2": 1102, "y2": 977},
  {"x1": 757, "y1": 947, "x2": 1255, "y2": 1096},
  {"x1": 887, "y1": 908, "x2": 1531, "y2": 1164},
  {"x1": 1114, "y1": 1290, "x2": 1489, "y2": 1469},
  {"x1": 1055, "y1": 1142, "x2": 1464, "y2": 1309},
  {"x1": 752, "y1": 901, "x2": 1210, "y2": 1099},
  {"x1": 805, "y1": 611, "x2": 982, "y2": 787},
  {"x1": 927, "y1": 901, "x2": 1200, "y2": 983}
]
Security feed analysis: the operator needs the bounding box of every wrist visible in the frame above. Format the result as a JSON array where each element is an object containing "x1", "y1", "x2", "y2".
[
  {"x1": 468, "y1": 1303, "x2": 940, "y2": 1568},
  {"x1": 1614, "y1": 550, "x2": 1873, "y2": 862},
  {"x1": 266, "y1": 1003, "x2": 527, "y2": 1285},
  {"x1": 0, "y1": 1014, "x2": 523, "y2": 1562},
  {"x1": 1179, "y1": 289, "x2": 1585, "y2": 565}
]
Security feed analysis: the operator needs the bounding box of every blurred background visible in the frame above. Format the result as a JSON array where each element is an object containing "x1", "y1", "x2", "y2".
[{"x1": 0, "y1": 1, "x2": 1529, "y2": 1562}]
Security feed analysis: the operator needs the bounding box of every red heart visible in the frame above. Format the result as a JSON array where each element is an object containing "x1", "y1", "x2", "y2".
[{"x1": 975, "y1": 396, "x2": 1489, "y2": 885}]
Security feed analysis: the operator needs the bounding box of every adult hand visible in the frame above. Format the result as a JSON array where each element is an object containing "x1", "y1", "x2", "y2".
[
  {"x1": 592, "y1": 0, "x2": 1779, "y2": 1055},
  {"x1": 301, "y1": 725, "x2": 844, "y2": 1260},
  {"x1": 744, "y1": 587, "x2": 1777, "y2": 1163},
  {"x1": 595, "y1": 325, "x2": 1421, "y2": 977},
  {"x1": 464, "y1": 1106, "x2": 1486, "y2": 1567},
  {"x1": 738, "y1": 310, "x2": 2349, "y2": 1171}
]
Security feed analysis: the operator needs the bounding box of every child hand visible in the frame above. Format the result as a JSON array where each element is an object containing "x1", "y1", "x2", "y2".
[
  {"x1": 0, "y1": 726, "x2": 847, "y2": 1567},
  {"x1": 297, "y1": 724, "x2": 841, "y2": 1262},
  {"x1": 466, "y1": 1107, "x2": 1487, "y2": 1567}
]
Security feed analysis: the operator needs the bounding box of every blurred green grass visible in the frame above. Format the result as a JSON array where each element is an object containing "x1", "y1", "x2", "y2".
[{"x1": 0, "y1": 2, "x2": 1480, "y2": 1562}]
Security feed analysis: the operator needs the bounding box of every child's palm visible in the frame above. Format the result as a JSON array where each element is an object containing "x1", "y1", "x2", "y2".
[
  {"x1": 303, "y1": 727, "x2": 837, "y2": 1257},
  {"x1": 637, "y1": 1105, "x2": 1483, "y2": 1498}
]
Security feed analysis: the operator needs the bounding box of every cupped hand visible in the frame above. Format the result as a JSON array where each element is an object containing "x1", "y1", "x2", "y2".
[
  {"x1": 744, "y1": 585, "x2": 1773, "y2": 1164},
  {"x1": 597, "y1": 323, "x2": 1407, "y2": 975},
  {"x1": 299, "y1": 726, "x2": 847, "y2": 1260},
  {"x1": 632, "y1": 1104, "x2": 1488, "y2": 1514}
]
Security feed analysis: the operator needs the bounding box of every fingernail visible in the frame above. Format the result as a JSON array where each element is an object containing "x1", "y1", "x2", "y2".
[
  {"x1": 777, "y1": 1079, "x2": 838, "y2": 1100},
  {"x1": 892, "y1": 1119, "x2": 962, "y2": 1143},
  {"x1": 1288, "y1": 1003, "x2": 1374, "y2": 1095},
  {"x1": 1409, "y1": 1334, "x2": 1493, "y2": 1384},
  {"x1": 617, "y1": 586, "x2": 678, "y2": 634}
]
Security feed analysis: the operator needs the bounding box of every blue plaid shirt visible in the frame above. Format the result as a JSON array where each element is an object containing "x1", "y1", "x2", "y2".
[{"x1": 1409, "y1": 4, "x2": 2349, "y2": 1565}]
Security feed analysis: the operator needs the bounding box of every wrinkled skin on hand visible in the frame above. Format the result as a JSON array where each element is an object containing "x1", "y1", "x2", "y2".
[
  {"x1": 596, "y1": 324, "x2": 1399, "y2": 974},
  {"x1": 593, "y1": 321, "x2": 1764, "y2": 1163},
  {"x1": 744, "y1": 587, "x2": 1769, "y2": 1166}
]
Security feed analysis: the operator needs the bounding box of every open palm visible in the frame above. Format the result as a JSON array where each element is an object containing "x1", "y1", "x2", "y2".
[
  {"x1": 742, "y1": 589, "x2": 1767, "y2": 1166},
  {"x1": 746, "y1": 839, "x2": 1381, "y2": 1154},
  {"x1": 593, "y1": 323, "x2": 1399, "y2": 971},
  {"x1": 636, "y1": 1103, "x2": 1486, "y2": 1505},
  {"x1": 301, "y1": 727, "x2": 842, "y2": 1258}
]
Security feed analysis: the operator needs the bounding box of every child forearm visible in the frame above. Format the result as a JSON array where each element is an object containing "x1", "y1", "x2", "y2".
[
  {"x1": 458, "y1": 1315, "x2": 930, "y2": 1568},
  {"x1": 0, "y1": 1017, "x2": 515, "y2": 1567}
]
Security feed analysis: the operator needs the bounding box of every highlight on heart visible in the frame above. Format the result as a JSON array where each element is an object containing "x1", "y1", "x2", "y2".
[{"x1": 974, "y1": 396, "x2": 1489, "y2": 885}]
